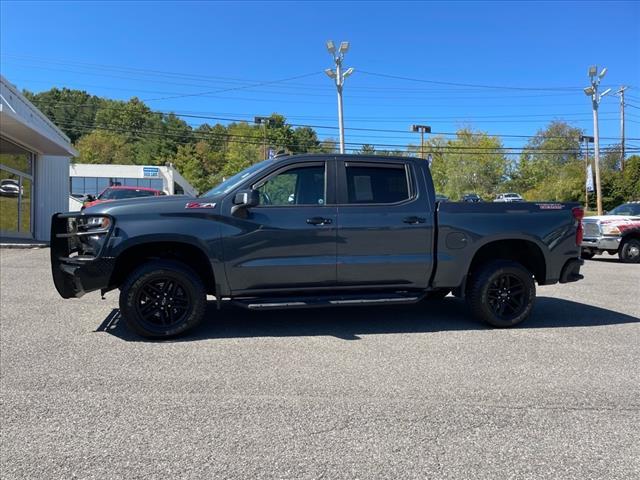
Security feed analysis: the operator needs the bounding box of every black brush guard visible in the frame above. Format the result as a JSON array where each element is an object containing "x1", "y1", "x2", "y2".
[{"x1": 50, "y1": 213, "x2": 116, "y2": 298}]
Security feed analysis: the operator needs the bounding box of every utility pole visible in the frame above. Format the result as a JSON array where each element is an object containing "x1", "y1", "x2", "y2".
[
  {"x1": 254, "y1": 116, "x2": 273, "y2": 160},
  {"x1": 583, "y1": 66, "x2": 611, "y2": 216},
  {"x1": 616, "y1": 86, "x2": 627, "y2": 171},
  {"x1": 411, "y1": 124, "x2": 431, "y2": 159},
  {"x1": 580, "y1": 135, "x2": 594, "y2": 209},
  {"x1": 325, "y1": 41, "x2": 354, "y2": 154}
]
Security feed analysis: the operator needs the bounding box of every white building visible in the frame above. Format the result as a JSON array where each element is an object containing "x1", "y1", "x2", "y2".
[
  {"x1": 68, "y1": 163, "x2": 197, "y2": 211},
  {"x1": 1, "y1": 75, "x2": 77, "y2": 242}
]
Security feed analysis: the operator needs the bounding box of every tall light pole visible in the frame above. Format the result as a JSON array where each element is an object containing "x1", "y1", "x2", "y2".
[
  {"x1": 325, "y1": 40, "x2": 354, "y2": 154},
  {"x1": 583, "y1": 65, "x2": 611, "y2": 216},
  {"x1": 616, "y1": 86, "x2": 627, "y2": 171},
  {"x1": 580, "y1": 135, "x2": 594, "y2": 209},
  {"x1": 411, "y1": 124, "x2": 431, "y2": 159},
  {"x1": 254, "y1": 116, "x2": 274, "y2": 159}
]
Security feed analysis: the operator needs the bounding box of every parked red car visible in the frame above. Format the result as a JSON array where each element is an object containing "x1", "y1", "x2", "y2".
[{"x1": 82, "y1": 186, "x2": 165, "y2": 210}]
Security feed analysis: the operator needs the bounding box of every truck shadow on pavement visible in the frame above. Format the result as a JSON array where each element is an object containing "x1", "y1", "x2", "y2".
[{"x1": 96, "y1": 296, "x2": 639, "y2": 342}]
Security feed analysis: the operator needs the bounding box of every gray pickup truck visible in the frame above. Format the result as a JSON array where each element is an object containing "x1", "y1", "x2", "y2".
[{"x1": 51, "y1": 154, "x2": 584, "y2": 338}]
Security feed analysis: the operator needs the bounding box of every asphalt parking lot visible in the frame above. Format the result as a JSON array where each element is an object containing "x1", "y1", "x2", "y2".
[{"x1": 1, "y1": 248, "x2": 639, "y2": 479}]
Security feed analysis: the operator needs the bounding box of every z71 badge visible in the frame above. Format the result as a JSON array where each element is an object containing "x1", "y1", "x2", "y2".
[{"x1": 185, "y1": 202, "x2": 216, "y2": 209}]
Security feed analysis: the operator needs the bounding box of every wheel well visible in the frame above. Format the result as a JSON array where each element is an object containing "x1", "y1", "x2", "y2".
[
  {"x1": 468, "y1": 239, "x2": 546, "y2": 284},
  {"x1": 109, "y1": 242, "x2": 216, "y2": 294},
  {"x1": 622, "y1": 231, "x2": 640, "y2": 243}
]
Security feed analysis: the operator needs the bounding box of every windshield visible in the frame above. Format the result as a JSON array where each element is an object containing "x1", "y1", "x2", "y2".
[
  {"x1": 99, "y1": 188, "x2": 157, "y2": 200},
  {"x1": 201, "y1": 160, "x2": 271, "y2": 197},
  {"x1": 609, "y1": 203, "x2": 640, "y2": 216}
]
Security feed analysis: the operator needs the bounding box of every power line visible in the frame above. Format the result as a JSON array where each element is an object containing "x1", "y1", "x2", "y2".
[
  {"x1": 3, "y1": 54, "x2": 607, "y2": 96},
  {"x1": 53, "y1": 119, "x2": 639, "y2": 154},
  {"x1": 358, "y1": 70, "x2": 589, "y2": 92},
  {"x1": 26, "y1": 98, "x2": 640, "y2": 142}
]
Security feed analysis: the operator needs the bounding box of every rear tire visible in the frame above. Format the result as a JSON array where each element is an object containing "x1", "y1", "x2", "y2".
[
  {"x1": 119, "y1": 260, "x2": 207, "y2": 339},
  {"x1": 467, "y1": 260, "x2": 536, "y2": 328},
  {"x1": 619, "y1": 238, "x2": 640, "y2": 263}
]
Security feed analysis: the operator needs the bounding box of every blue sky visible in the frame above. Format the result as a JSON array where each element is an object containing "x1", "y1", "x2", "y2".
[{"x1": 1, "y1": 0, "x2": 639, "y2": 152}]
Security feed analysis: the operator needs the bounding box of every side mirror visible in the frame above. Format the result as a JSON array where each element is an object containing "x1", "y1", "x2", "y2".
[
  {"x1": 231, "y1": 189, "x2": 259, "y2": 217},
  {"x1": 85, "y1": 194, "x2": 96, "y2": 202}
]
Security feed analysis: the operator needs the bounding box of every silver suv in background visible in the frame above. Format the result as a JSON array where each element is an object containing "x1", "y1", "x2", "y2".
[{"x1": 494, "y1": 193, "x2": 524, "y2": 202}]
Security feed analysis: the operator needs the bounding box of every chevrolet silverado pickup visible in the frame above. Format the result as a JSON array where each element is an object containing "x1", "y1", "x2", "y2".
[{"x1": 51, "y1": 154, "x2": 584, "y2": 338}]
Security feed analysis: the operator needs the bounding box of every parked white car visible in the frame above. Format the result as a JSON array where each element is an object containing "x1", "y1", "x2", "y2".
[
  {"x1": 494, "y1": 193, "x2": 524, "y2": 202},
  {"x1": 0, "y1": 179, "x2": 22, "y2": 197}
]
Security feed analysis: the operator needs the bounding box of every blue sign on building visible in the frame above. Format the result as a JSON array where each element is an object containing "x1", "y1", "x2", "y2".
[{"x1": 142, "y1": 166, "x2": 160, "y2": 177}]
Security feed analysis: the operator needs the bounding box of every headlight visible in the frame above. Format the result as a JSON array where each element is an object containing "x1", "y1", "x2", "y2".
[
  {"x1": 77, "y1": 216, "x2": 112, "y2": 255},
  {"x1": 601, "y1": 224, "x2": 621, "y2": 236},
  {"x1": 85, "y1": 216, "x2": 111, "y2": 229}
]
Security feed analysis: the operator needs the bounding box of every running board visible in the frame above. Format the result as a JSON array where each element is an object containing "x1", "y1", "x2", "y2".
[{"x1": 233, "y1": 293, "x2": 424, "y2": 310}]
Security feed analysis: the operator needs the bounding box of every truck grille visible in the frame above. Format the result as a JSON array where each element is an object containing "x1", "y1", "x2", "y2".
[{"x1": 583, "y1": 221, "x2": 600, "y2": 238}]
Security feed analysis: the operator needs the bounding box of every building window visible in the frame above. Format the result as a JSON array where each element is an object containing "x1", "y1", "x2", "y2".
[
  {"x1": 69, "y1": 176, "x2": 167, "y2": 198},
  {"x1": 0, "y1": 137, "x2": 34, "y2": 237}
]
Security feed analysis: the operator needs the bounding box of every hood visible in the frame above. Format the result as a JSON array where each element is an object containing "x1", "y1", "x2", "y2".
[
  {"x1": 82, "y1": 194, "x2": 214, "y2": 216},
  {"x1": 583, "y1": 215, "x2": 640, "y2": 223}
]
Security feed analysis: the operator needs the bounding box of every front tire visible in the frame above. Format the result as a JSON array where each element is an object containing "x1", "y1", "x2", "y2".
[
  {"x1": 619, "y1": 238, "x2": 640, "y2": 263},
  {"x1": 119, "y1": 260, "x2": 207, "y2": 339},
  {"x1": 467, "y1": 260, "x2": 536, "y2": 328}
]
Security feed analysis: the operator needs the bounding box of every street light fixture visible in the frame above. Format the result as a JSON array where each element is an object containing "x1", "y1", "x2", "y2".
[
  {"x1": 325, "y1": 40, "x2": 354, "y2": 154},
  {"x1": 410, "y1": 124, "x2": 431, "y2": 159},
  {"x1": 326, "y1": 41, "x2": 336, "y2": 54}
]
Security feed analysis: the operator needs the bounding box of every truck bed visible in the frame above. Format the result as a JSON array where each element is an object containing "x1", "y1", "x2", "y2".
[{"x1": 432, "y1": 201, "x2": 582, "y2": 288}]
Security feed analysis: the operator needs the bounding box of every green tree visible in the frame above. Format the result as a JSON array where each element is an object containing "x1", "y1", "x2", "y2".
[
  {"x1": 172, "y1": 141, "x2": 225, "y2": 193},
  {"x1": 426, "y1": 129, "x2": 508, "y2": 201},
  {"x1": 291, "y1": 127, "x2": 320, "y2": 153},
  {"x1": 358, "y1": 144, "x2": 376, "y2": 155},
  {"x1": 24, "y1": 88, "x2": 104, "y2": 143},
  {"x1": 513, "y1": 121, "x2": 583, "y2": 201},
  {"x1": 75, "y1": 130, "x2": 135, "y2": 164},
  {"x1": 222, "y1": 122, "x2": 262, "y2": 177}
]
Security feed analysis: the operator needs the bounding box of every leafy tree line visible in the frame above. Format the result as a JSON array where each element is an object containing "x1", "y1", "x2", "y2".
[{"x1": 24, "y1": 87, "x2": 639, "y2": 208}]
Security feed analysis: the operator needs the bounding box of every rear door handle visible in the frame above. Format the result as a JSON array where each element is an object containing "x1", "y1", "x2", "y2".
[
  {"x1": 403, "y1": 216, "x2": 426, "y2": 224},
  {"x1": 307, "y1": 217, "x2": 332, "y2": 226}
]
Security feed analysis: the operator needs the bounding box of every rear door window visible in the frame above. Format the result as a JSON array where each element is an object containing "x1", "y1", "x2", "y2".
[{"x1": 345, "y1": 163, "x2": 410, "y2": 204}]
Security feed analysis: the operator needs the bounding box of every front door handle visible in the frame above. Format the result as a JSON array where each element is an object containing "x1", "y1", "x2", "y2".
[
  {"x1": 307, "y1": 217, "x2": 332, "y2": 226},
  {"x1": 403, "y1": 216, "x2": 426, "y2": 224}
]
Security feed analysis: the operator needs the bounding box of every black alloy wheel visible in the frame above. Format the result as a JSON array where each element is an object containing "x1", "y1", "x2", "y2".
[
  {"x1": 485, "y1": 273, "x2": 526, "y2": 322},
  {"x1": 135, "y1": 277, "x2": 192, "y2": 329}
]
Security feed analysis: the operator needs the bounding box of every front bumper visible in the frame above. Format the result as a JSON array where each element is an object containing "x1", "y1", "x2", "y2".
[
  {"x1": 50, "y1": 213, "x2": 115, "y2": 298},
  {"x1": 581, "y1": 236, "x2": 621, "y2": 251}
]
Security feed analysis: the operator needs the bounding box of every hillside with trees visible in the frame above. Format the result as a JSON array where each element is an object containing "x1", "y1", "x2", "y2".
[{"x1": 24, "y1": 87, "x2": 639, "y2": 208}]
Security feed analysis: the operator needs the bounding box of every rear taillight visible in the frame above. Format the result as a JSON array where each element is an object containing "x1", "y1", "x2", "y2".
[{"x1": 572, "y1": 207, "x2": 584, "y2": 246}]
